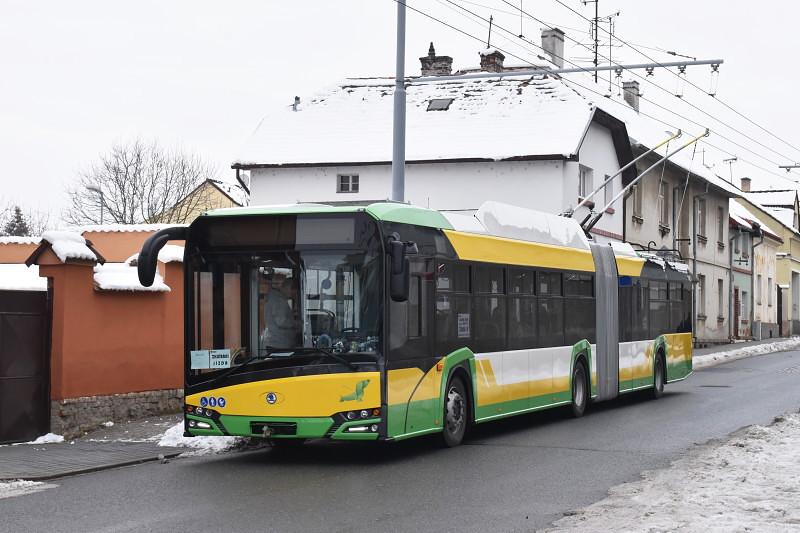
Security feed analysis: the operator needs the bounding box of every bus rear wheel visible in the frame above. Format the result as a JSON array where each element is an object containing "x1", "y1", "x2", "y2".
[
  {"x1": 651, "y1": 353, "x2": 665, "y2": 399},
  {"x1": 441, "y1": 376, "x2": 468, "y2": 447},
  {"x1": 570, "y1": 360, "x2": 588, "y2": 418}
]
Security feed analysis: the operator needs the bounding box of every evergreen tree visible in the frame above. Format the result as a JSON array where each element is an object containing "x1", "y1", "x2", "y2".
[{"x1": 2, "y1": 206, "x2": 31, "y2": 237}]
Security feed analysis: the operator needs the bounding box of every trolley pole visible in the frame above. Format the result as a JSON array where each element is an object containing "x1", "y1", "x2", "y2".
[{"x1": 391, "y1": 0, "x2": 407, "y2": 203}]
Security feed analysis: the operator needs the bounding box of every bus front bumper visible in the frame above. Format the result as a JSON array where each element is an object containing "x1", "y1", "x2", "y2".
[{"x1": 185, "y1": 413, "x2": 382, "y2": 441}]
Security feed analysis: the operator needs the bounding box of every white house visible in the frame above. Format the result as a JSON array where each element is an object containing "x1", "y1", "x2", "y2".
[{"x1": 234, "y1": 38, "x2": 637, "y2": 244}]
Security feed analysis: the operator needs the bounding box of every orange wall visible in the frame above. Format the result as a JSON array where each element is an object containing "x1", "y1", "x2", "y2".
[
  {"x1": 40, "y1": 260, "x2": 184, "y2": 400},
  {"x1": 82, "y1": 231, "x2": 154, "y2": 263},
  {"x1": 0, "y1": 243, "x2": 38, "y2": 263}
]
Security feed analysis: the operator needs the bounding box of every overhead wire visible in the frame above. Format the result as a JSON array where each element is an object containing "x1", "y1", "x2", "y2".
[
  {"x1": 548, "y1": 0, "x2": 800, "y2": 159},
  {"x1": 499, "y1": 0, "x2": 800, "y2": 170},
  {"x1": 396, "y1": 0, "x2": 799, "y2": 186},
  {"x1": 442, "y1": 0, "x2": 799, "y2": 179}
]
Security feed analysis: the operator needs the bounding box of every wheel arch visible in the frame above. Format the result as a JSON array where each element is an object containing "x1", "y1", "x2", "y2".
[{"x1": 569, "y1": 340, "x2": 593, "y2": 398}]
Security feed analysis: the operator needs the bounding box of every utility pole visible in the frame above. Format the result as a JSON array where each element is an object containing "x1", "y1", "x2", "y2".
[
  {"x1": 582, "y1": 0, "x2": 599, "y2": 82},
  {"x1": 391, "y1": 0, "x2": 406, "y2": 203}
]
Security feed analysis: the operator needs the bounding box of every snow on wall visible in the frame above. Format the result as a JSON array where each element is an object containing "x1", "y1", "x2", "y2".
[
  {"x1": 80, "y1": 223, "x2": 185, "y2": 233},
  {"x1": 93, "y1": 263, "x2": 170, "y2": 292},
  {"x1": 125, "y1": 244, "x2": 185, "y2": 266},
  {"x1": 0, "y1": 236, "x2": 40, "y2": 245},
  {"x1": 0, "y1": 264, "x2": 46, "y2": 291},
  {"x1": 42, "y1": 231, "x2": 97, "y2": 263}
]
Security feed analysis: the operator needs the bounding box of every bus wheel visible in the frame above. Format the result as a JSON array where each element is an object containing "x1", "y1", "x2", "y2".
[
  {"x1": 570, "y1": 360, "x2": 588, "y2": 418},
  {"x1": 441, "y1": 376, "x2": 468, "y2": 447},
  {"x1": 651, "y1": 353, "x2": 665, "y2": 399}
]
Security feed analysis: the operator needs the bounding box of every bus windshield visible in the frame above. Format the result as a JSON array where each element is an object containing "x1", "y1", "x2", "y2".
[{"x1": 187, "y1": 214, "x2": 383, "y2": 383}]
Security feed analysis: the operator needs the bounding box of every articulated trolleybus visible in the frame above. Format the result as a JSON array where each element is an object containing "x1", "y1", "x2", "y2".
[{"x1": 138, "y1": 201, "x2": 692, "y2": 447}]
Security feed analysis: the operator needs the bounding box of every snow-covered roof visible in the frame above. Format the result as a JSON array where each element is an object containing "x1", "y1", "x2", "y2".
[
  {"x1": 744, "y1": 190, "x2": 798, "y2": 208},
  {"x1": 764, "y1": 207, "x2": 796, "y2": 231},
  {"x1": 125, "y1": 244, "x2": 184, "y2": 265},
  {"x1": 235, "y1": 74, "x2": 596, "y2": 166},
  {"x1": 729, "y1": 200, "x2": 782, "y2": 241},
  {"x1": 209, "y1": 179, "x2": 249, "y2": 207},
  {"x1": 93, "y1": 263, "x2": 170, "y2": 293},
  {"x1": 41, "y1": 231, "x2": 98, "y2": 263},
  {"x1": 80, "y1": 223, "x2": 183, "y2": 233},
  {"x1": 0, "y1": 264, "x2": 46, "y2": 291},
  {"x1": 0, "y1": 236, "x2": 40, "y2": 245}
]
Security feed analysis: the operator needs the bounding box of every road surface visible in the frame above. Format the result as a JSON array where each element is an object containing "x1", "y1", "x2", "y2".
[{"x1": 3, "y1": 349, "x2": 800, "y2": 533}]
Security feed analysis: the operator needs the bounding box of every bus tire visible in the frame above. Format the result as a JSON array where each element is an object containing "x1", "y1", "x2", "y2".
[
  {"x1": 651, "y1": 352, "x2": 666, "y2": 399},
  {"x1": 441, "y1": 375, "x2": 468, "y2": 448},
  {"x1": 570, "y1": 359, "x2": 588, "y2": 418}
]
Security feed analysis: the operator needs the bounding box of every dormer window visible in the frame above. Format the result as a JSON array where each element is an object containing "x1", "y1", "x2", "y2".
[{"x1": 427, "y1": 98, "x2": 454, "y2": 111}]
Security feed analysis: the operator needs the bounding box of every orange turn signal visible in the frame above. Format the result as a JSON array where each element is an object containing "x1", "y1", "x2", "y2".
[{"x1": 436, "y1": 362, "x2": 444, "y2": 372}]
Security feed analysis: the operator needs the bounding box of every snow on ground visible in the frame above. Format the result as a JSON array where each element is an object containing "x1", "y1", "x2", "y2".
[
  {"x1": 547, "y1": 413, "x2": 800, "y2": 532},
  {"x1": 0, "y1": 480, "x2": 57, "y2": 500},
  {"x1": 158, "y1": 422, "x2": 243, "y2": 455},
  {"x1": 27, "y1": 433, "x2": 65, "y2": 444},
  {"x1": 694, "y1": 337, "x2": 800, "y2": 369}
]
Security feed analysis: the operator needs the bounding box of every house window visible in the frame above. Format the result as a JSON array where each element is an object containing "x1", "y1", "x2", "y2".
[
  {"x1": 632, "y1": 183, "x2": 643, "y2": 218},
  {"x1": 658, "y1": 181, "x2": 670, "y2": 226},
  {"x1": 603, "y1": 175, "x2": 613, "y2": 209},
  {"x1": 717, "y1": 278, "x2": 724, "y2": 320},
  {"x1": 734, "y1": 233, "x2": 740, "y2": 254},
  {"x1": 698, "y1": 198, "x2": 707, "y2": 237},
  {"x1": 717, "y1": 206, "x2": 725, "y2": 243},
  {"x1": 756, "y1": 274, "x2": 762, "y2": 305},
  {"x1": 698, "y1": 274, "x2": 706, "y2": 317},
  {"x1": 337, "y1": 174, "x2": 359, "y2": 193},
  {"x1": 578, "y1": 166, "x2": 593, "y2": 199},
  {"x1": 742, "y1": 232, "x2": 750, "y2": 258},
  {"x1": 427, "y1": 98, "x2": 454, "y2": 111},
  {"x1": 768, "y1": 277, "x2": 773, "y2": 306}
]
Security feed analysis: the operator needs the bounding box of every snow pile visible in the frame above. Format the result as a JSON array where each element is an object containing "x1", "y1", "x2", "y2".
[
  {"x1": 158, "y1": 422, "x2": 242, "y2": 455},
  {"x1": 0, "y1": 264, "x2": 46, "y2": 291},
  {"x1": 547, "y1": 413, "x2": 800, "y2": 532},
  {"x1": 476, "y1": 201, "x2": 591, "y2": 250},
  {"x1": 28, "y1": 433, "x2": 64, "y2": 444},
  {"x1": 41, "y1": 230, "x2": 97, "y2": 263},
  {"x1": 694, "y1": 337, "x2": 800, "y2": 369},
  {"x1": 0, "y1": 480, "x2": 56, "y2": 500},
  {"x1": 93, "y1": 263, "x2": 170, "y2": 292}
]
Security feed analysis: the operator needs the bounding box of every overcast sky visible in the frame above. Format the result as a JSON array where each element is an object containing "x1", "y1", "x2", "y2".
[{"x1": 2, "y1": 0, "x2": 798, "y2": 223}]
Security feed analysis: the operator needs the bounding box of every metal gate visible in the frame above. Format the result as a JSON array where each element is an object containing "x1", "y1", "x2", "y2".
[{"x1": 0, "y1": 289, "x2": 50, "y2": 444}]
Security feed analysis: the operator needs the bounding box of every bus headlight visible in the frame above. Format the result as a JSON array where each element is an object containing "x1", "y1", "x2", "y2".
[{"x1": 360, "y1": 410, "x2": 369, "y2": 418}]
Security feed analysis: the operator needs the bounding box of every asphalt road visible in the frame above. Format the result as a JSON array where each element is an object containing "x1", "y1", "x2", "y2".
[{"x1": 3, "y1": 349, "x2": 800, "y2": 533}]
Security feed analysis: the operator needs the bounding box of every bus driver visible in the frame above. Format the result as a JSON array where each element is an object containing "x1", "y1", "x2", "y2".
[{"x1": 260, "y1": 273, "x2": 296, "y2": 349}]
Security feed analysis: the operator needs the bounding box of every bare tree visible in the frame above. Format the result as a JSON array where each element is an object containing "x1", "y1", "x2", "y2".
[{"x1": 64, "y1": 140, "x2": 218, "y2": 225}]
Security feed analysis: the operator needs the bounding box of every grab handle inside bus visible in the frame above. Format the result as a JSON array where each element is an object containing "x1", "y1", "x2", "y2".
[
  {"x1": 137, "y1": 226, "x2": 188, "y2": 287},
  {"x1": 387, "y1": 233, "x2": 417, "y2": 302}
]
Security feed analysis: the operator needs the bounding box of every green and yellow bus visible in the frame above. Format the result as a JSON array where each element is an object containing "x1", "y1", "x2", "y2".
[{"x1": 138, "y1": 201, "x2": 692, "y2": 447}]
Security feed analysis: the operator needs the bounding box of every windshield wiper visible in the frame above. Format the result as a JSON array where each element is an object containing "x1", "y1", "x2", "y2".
[{"x1": 291, "y1": 347, "x2": 359, "y2": 371}]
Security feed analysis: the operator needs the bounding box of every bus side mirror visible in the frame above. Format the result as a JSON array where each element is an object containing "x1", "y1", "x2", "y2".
[
  {"x1": 387, "y1": 234, "x2": 416, "y2": 302},
  {"x1": 137, "y1": 226, "x2": 187, "y2": 287}
]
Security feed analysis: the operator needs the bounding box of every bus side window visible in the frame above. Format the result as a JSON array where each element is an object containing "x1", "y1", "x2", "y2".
[
  {"x1": 388, "y1": 258, "x2": 433, "y2": 359},
  {"x1": 537, "y1": 271, "x2": 564, "y2": 348},
  {"x1": 435, "y1": 261, "x2": 472, "y2": 355}
]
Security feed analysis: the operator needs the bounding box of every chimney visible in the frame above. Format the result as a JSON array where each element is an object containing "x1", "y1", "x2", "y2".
[
  {"x1": 622, "y1": 81, "x2": 640, "y2": 112},
  {"x1": 419, "y1": 42, "x2": 453, "y2": 76},
  {"x1": 479, "y1": 48, "x2": 505, "y2": 73},
  {"x1": 541, "y1": 28, "x2": 565, "y2": 68},
  {"x1": 741, "y1": 177, "x2": 751, "y2": 192}
]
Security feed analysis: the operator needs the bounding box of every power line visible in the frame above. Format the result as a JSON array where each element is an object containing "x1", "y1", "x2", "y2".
[
  {"x1": 500, "y1": 0, "x2": 800, "y2": 168},
  {"x1": 442, "y1": 0, "x2": 799, "y2": 177},
  {"x1": 549, "y1": 0, "x2": 800, "y2": 158},
  {"x1": 397, "y1": 0, "x2": 799, "y2": 186}
]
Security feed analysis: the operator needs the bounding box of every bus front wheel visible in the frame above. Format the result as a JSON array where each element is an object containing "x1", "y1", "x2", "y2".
[
  {"x1": 570, "y1": 360, "x2": 588, "y2": 418},
  {"x1": 441, "y1": 376, "x2": 468, "y2": 447}
]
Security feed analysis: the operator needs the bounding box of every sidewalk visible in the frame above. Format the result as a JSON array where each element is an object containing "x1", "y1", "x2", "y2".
[{"x1": 0, "y1": 414, "x2": 183, "y2": 481}]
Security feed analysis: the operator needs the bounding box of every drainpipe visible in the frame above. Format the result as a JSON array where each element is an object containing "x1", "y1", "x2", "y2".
[
  {"x1": 751, "y1": 225, "x2": 765, "y2": 340},
  {"x1": 728, "y1": 227, "x2": 740, "y2": 341},
  {"x1": 692, "y1": 184, "x2": 710, "y2": 346}
]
